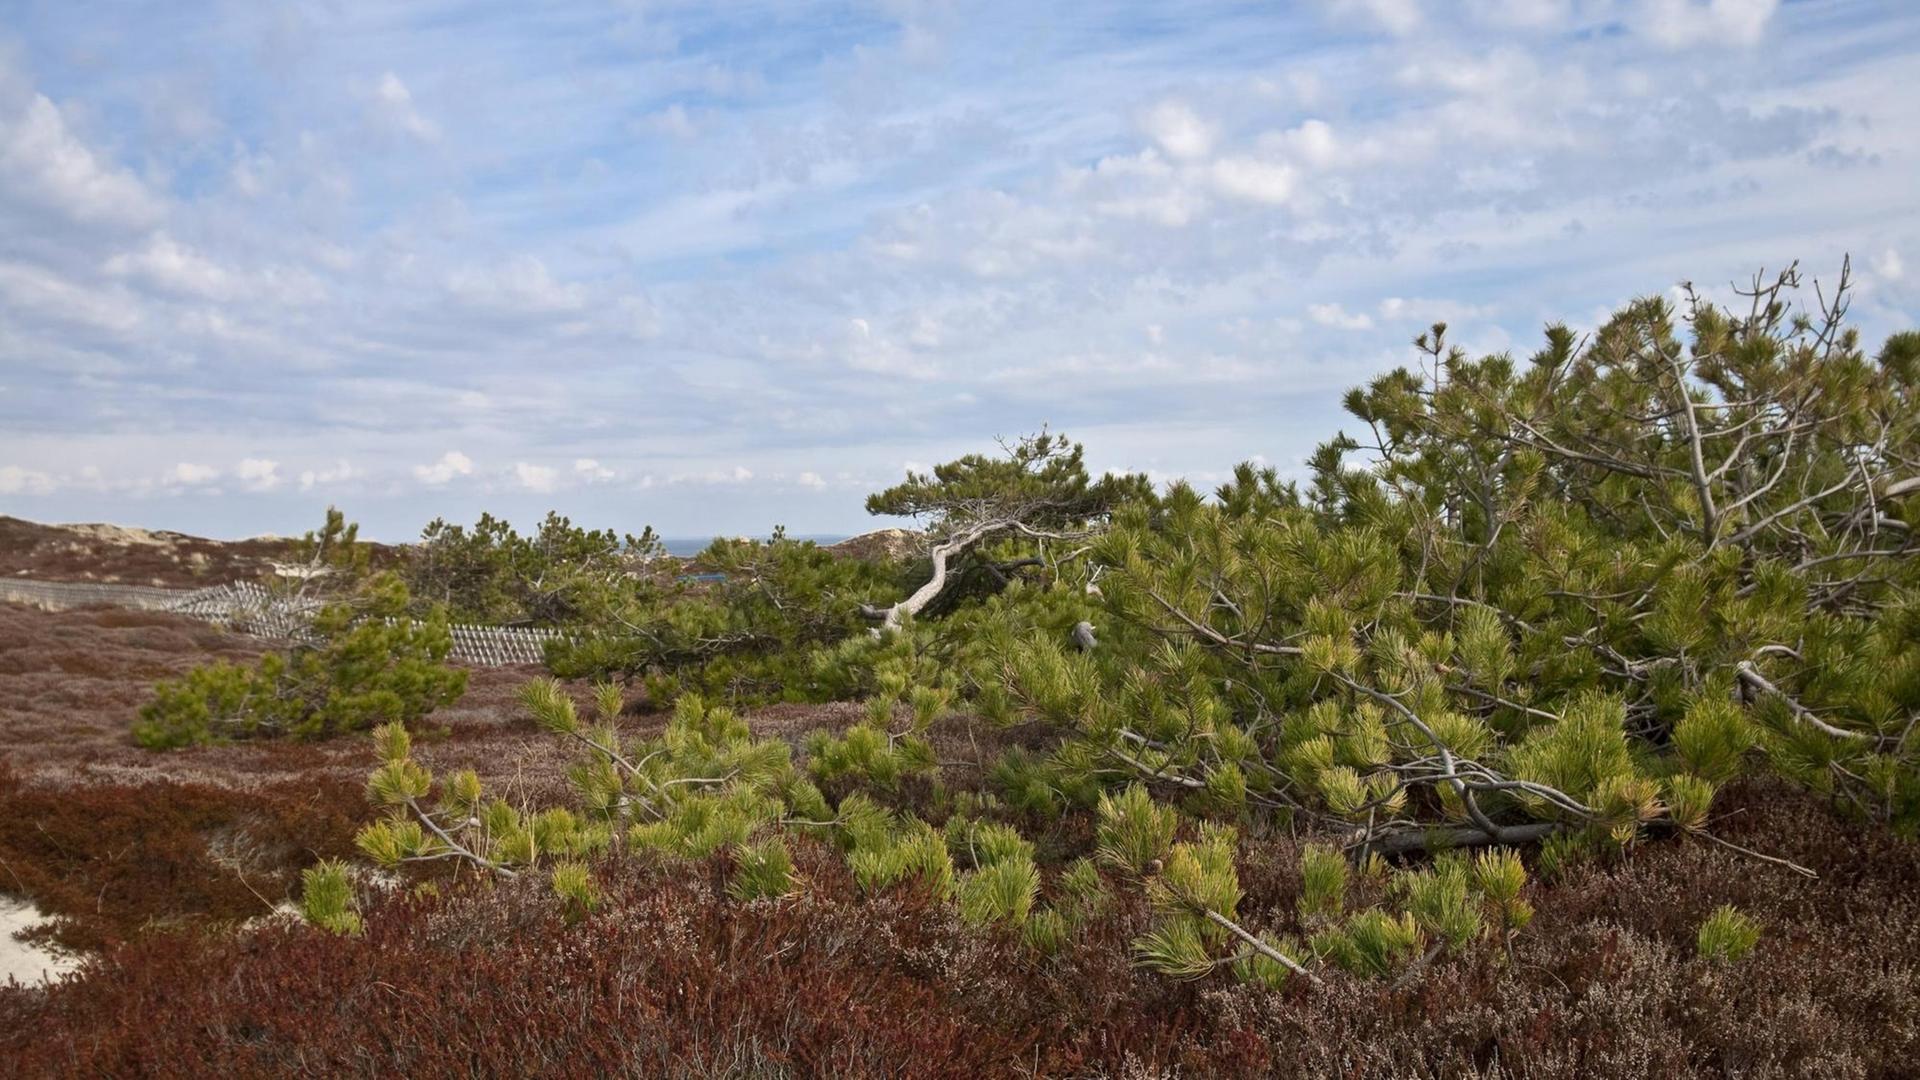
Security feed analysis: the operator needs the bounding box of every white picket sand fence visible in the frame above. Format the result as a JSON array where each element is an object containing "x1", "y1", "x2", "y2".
[{"x1": 0, "y1": 577, "x2": 563, "y2": 667}]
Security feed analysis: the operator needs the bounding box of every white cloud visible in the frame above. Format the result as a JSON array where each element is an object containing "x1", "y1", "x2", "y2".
[
  {"x1": 636, "y1": 103, "x2": 697, "y2": 139},
  {"x1": 413, "y1": 451, "x2": 474, "y2": 486},
  {"x1": 1327, "y1": 0, "x2": 1423, "y2": 36},
  {"x1": 667, "y1": 465, "x2": 756, "y2": 486},
  {"x1": 1211, "y1": 157, "x2": 1298, "y2": 205},
  {"x1": 0, "y1": 465, "x2": 56, "y2": 495},
  {"x1": 846, "y1": 316, "x2": 940, "y2": 376},
  {"x1": 168, "y1": 462, "x2": 219, "y2": 486},
  {"x1": 1274, "y1": 119, "x2": 1343, "y2": 170},
  {"x1": 1467, "y1": 0, "x2": 1570, "y2": 28},
  {"x1": 0, "y1": 260, "x2": 143, "y2": 333},
  {"x1": 299, "y1": 460, "x2": 355, "y2": 491},
  {"x1": 0, "y1": 94, "x2": 162, "y2": 227},
  {"x1": 1870, "y1": 248, "x2": 1905, "y2": 283},
  {"x1": 1139, "y1": 101, "x2": 1215, "y2": 161},
  {"x1": 1308, "y1": 302, "x2": 1374, "y2": 330},
  {"x1": 1632, "y1": 0, "x2": 1778, "y2": 48},
  {"x1": 446, "y1": 256, "x2": 587, "y2": 315},
  {"x1": 1378, "y1": 297, "x2": 1498, "y2": 324},
  {"x1": 104, "y1": 233, "x2": 231, "y2": 298},
  {"x1": 796, "y1": 470, "x2": 827, "y2": 490},
  {"x1": 574, "y1": 458, "x2": 616, "y2": 481},
  {"x1": 372, "y1": 72, "x2": 437, "y2": 140},
  {"x1": 514, "y1": 461, "x2": 559, "y2": 493},
  {"x1": 235, "y1": 457, "x2": 281, "y2": 492}
]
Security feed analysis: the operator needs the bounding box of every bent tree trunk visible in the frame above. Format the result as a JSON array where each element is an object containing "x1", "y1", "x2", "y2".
[{"x1": 864, "y1": 520, "x2": 1003, "y2": 633}]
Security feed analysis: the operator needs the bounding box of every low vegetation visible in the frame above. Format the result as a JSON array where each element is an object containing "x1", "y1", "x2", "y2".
[
  {"x1": 5, "y1": 261, "x2": 1915, "y2": 1075},
  {"x1": 132, "y1": 511, "x2": 467, "y2": 748}
]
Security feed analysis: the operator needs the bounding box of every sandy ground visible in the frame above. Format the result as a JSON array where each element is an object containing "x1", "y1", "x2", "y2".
[{"x1": 0, "y1": 900, "x2": 78, "y2": 987}]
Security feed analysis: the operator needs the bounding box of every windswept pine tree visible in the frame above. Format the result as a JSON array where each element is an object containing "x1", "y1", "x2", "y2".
[
  {"x1": 135, "y1": 509, "x2": 467, "y2": 748},
  {"x1": 294, "y1": 261, "x2": 1918, "y2": 991}
]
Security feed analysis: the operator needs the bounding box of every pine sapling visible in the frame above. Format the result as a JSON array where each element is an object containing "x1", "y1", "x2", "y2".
[{"x1": 1697, "y1": 904, "x2": 1762, "y2": 963}]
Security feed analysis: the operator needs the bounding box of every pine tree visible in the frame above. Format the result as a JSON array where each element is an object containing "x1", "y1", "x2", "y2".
[
  {"x1": 310, "y1": 261, "x2": 1918, "y2": 992},
  {"x1": 135, "y1": 510, "x2": 468, "y2": 748}
]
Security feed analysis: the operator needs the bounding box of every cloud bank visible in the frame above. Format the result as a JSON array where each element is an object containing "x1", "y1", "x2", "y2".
[{"x1": 0, "y1": 0, "x2": 1915, "y2": 539}]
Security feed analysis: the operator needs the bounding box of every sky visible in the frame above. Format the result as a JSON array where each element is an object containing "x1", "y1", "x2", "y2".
[{"x1": 0, "y1": 0, "x2": 1917, "y2": 542}]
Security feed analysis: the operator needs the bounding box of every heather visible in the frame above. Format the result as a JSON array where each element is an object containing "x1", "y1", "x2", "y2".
[{"x1": 4, "y1": 778, "x2": 1918, "y2": 1078}]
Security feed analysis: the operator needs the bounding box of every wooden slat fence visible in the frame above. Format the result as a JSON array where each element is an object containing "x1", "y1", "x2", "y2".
[{"x1": 0, "y1": 577, "x2": 566, "y2": 667}]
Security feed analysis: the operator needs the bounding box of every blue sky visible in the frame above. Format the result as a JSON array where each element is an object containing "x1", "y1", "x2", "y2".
[{"x1": 0, "y1": 0, "x2": 1916, "y2": 541}]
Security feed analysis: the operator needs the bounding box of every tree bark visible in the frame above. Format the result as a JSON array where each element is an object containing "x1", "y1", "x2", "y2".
[
  {"x1": 866, "y1": 520, "x2": 1003, "y2": 633},
  {"x1": 1361, "y1": 821, "x2": 1562, "y2": 856}
]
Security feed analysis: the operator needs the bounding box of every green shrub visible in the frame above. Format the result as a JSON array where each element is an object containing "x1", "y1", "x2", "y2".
[
  {"x1": 299, "y1": 859, "x2": 362, "y2": 936},
  {"x1": 959, "y1": 855, "x2": 1038, "y2": 927},
  {"x1": 550, "y1": 861, "x2": 601, "y2": 922},
  {"x1": 728, "y1": 837, "x2": 796, "y2": 901},
  {"x1": 1697, "y1": 904, "x2": 1762, "y2": 963},
  {"x1": 407, "y1": 510, "x2": 661, "y2": 626},
  {"x1": 1297, "y1": 845, "x2": 1349, "y2": 927},
  {"x1": 135, "y1": 569, "x2": 467, "y2": 749},
  {"x1": 1095, "y1": 784, "x2": 1176, "y2": 874}
]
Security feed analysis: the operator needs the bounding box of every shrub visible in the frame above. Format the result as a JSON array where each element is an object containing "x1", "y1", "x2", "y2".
[
  {"x1": 958, "y1": 855, "x2": 1039, "y2": 927},
  {"x1": 1095, "y1": 783, "x2": 1177, "y2": 874},
  {"x1": 1297, "y1": 845, "x2": 1349, "y2": 927},
  {"x1": 134, "y1": 589, "x2": 466, "y2": 748},
  {"x1": 406, "y1": 510, "x2": 661, "y2": 626},
  {"x1": 299, "y1": 860, "x2": 362, "y2": 935},
  {"x1": 546, "y1": 529, "x2": 908, "y2": 701},
  {"x1": 1696, "y1": 904, "x2": 1762, "y2": 963},
  {"x1": 134, "y1": 524, "x2": 467, "y2": 747}
]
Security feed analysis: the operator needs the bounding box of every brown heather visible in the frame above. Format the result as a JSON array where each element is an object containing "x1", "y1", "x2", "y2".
[
  {"x1": 3, "y1": 586, "x2": 1918, "y2": 1077},
  {"x1": 3, "y1": 776, "x2": 1917, "y2": 1079}
]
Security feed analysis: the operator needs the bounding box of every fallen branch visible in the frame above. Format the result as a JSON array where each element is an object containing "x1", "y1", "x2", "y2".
[
  {"x1": 1201, "y1": 908, "x2": 1320, "y2": 984},
  {"x1": 404, "y1": 797, "x2": 516, "y2": 880},
  {"x1": 1358, "y1": 821, "x2": 1563, "y2": 856}
]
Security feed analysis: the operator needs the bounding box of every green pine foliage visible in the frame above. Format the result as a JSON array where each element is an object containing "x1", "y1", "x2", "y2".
[
  {"x1": 550, "y1": 861, "x2": 601, "y2": 922},
  {"x1": 958, "y1": 855, "x2": 1039, "y2": 927},
  {"x1": 407, "y1": 511, "x2": 663, "y2": 626},
  {"x1": 960, "y1": 266, "x2": 1920, "y2": 860},
  {"x1": 1697, "y1": 904, "x2": 1762, "y2": 963},
  {"x1": 1313, "y1": 908, "x2": 1423, "y2": 977},
  {"x1": 1095, "y1": 784, "x2": 1177, "y2": 874},
  {"x1": 805, "y1": 689, "x2": 946, "y2": 791},
  {"x1": 135, "y1": 512, "x2": 467, "y2": 748},
  {"x1": 546, "y1": 529, "x2": 909, "y2": 701},
  {"x1": 298, "y1": 859, "x2": 362, "y2": 936},
  {"x1": 310, "y1": 265, "x2": 1919, "y2": 992},
  {"x1": 727, "y1": 837, "x2": 796, "y2": 901},
  {"x1": 1297, "y1": 845, "x2": 1349, "y2": 927}
]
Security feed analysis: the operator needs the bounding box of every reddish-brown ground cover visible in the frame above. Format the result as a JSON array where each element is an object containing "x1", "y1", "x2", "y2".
[
  {"x1": 1, "y1": 598, "x2": 1917, "y2": 1077},
  {"x1": 2, "y1": 779, "x2": 1918, "y2": 1078},
  {"x1": 0, "y1": 602, "x2": 854, "y2": 952}
]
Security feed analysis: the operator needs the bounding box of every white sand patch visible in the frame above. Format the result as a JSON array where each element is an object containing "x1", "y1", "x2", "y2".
[
  {"x1": 1, "y1": 896, "x2": 81, "y2": 987},
  {"x1": 56, "y1": 522, "x2": 176, "y2": 548}
]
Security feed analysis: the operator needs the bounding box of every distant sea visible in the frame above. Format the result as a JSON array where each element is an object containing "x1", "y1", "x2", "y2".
[{"x1": 658, "y1": 534, "x2": 850, "y2": 558}]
